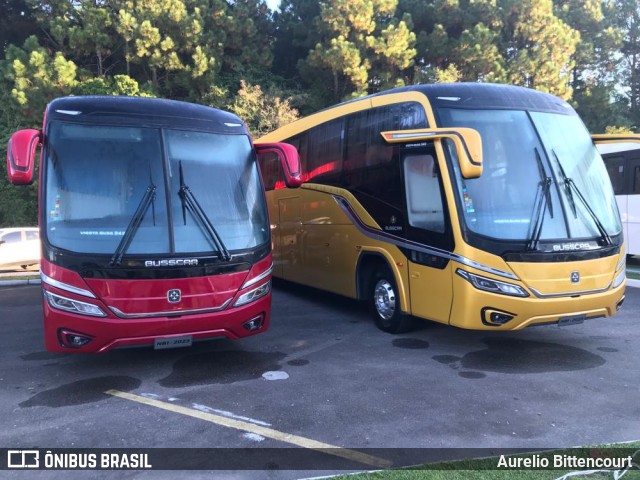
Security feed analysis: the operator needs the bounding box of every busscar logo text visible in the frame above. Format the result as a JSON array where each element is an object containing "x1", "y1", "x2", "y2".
[{"x1": 144, "y1": 259, "x2": 198, "y2": 267}]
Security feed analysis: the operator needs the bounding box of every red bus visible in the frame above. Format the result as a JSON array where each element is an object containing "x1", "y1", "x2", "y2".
[{"x1": 6, "y1": 96, "x2": 300, "y2": 353}]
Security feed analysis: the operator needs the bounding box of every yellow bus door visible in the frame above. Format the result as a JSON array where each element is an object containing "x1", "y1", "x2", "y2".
[
  {"x1": 277, "y1": 196, "x2": 306, "y2": 283},
  {"x1": 408, "y1": 261, "x2": 454, "y2": 325}
]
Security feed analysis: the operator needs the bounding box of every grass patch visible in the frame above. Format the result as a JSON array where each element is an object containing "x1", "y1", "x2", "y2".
[
  {"x1": 332, "y1": 443, "x2": 640, "y2": 480},
  {"x1": 0, "y1": 274, "x2": 39, "y2": 282},
  {"x1": 333, "y1": 472, "x2": 640, "y2": 480},
  {"x1": 627, "y1": 271, "x2": 640, "y2": 281}
]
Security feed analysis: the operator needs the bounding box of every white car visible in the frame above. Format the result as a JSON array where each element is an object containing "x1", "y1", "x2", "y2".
[{"x1": 0, "y1": 227, "x2": 40, "y2": 271}]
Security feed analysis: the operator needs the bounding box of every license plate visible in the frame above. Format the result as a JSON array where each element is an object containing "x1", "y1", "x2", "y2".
[
  {"x1": 558, "y1": 314, "x2": 586, "y2": 326},
  {"x1": 154, "y1": 336, "x2": 193, "y2": 350}
]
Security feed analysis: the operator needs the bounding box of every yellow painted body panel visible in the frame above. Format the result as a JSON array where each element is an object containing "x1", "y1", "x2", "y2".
[
  {"x1": 266, "y1": 181, "x2": 625, "y2": 329},
  {"x1": 450, "y1": 272, "x2": 624, "y2": 330},
  {"x1": 408, "y1": 262, "x2": 454, "y2": 325},
  {"x1": 507, "y1": 257, "x2": 617, "y2": 295},
  {"x1": 266, "y1": 184, "x2": 412, "y2": 312}
]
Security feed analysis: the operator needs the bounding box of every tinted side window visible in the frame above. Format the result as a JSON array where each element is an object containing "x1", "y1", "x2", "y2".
[
  {"x1": 286, "y1": 134, "x2": 309, "y2": 178},
  {"x1": 282, "y1": 101, "x2": 427, "y2": 189},
  {"x1": 345, "y1": 102, "x2": 428, "y2": 172},
  {"x1": 305, "y1": 119, "x2": 343, "y2": 182},
  {"x1": 342, "y1": 102, "x2": 428, "y2": 208},
  {"x1": 257, "y1": 151, "x2": 285, "y2": 191},
  {"x1": 603, "y1": 155, "x2": 625, "y2": 195},
  {"x1": 344, "y1": 108, "x2": 391, "y2": 172},
  {"x1": 25, "y1": 230, "x2": 39, "y2": 240},
  {"x1": 634, "y1": 164, "x2": 640, "y2": 194},
  {"x1": 393, "y1": 102, "x2": 429, "y2": 129}
]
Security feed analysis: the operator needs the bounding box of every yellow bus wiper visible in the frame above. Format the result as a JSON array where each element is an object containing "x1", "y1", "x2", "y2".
[
  {"x1": 527, "y1": 148, "x2": 553, "y2": 251},
  {"x1": 551, "y1": 149, "x2": 611, "y2": 246},
  {"x1": 110, "y1": 184, "x2": 156, "y2": 266},
  {"x1": 178, "y1": 161, "x2": 231, "y2": 261}
]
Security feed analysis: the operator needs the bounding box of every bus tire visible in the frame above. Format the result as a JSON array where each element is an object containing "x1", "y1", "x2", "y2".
[{"x1": 369, "y1": 268, "x2": 414, "y2": 334}]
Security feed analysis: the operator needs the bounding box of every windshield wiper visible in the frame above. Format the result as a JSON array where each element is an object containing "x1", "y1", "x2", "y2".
[
  {"x1": 551, "y1": 149, "x2": 611, "y2": 246},
  {"x1": 178, "y1": 161, "x2": 231, "y2": 261},
  {"x1": 527, "y1": 148, "x2": 554, "y2": 251},
  {"x1": 110, "y1": 184, "x2": 156, "y2": 266}
]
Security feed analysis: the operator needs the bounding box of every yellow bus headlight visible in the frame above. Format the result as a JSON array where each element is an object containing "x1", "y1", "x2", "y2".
[{"x1": 456, "y1": 269, "x2": 529, "y2": 298}]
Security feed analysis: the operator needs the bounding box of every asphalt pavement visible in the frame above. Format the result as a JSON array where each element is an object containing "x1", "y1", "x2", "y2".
[{"x1": 0, "y1": 279, "x2": 638, "y2": 479}]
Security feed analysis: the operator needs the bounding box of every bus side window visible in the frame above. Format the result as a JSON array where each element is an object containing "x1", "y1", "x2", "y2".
[
  {"x1": 633, "y1": 162, "x2": 640, "y2": 194},
  {"x1": 257, "y1": 151, "x2": 285, "y2": 191},
  {"x1": 404, "y1": 154, "x2": 445, "y2": 233},
  {"x1": 306, "y1": 119, "x2": 343, "y2": 181},
  {"x1": 603, "y1": 155, "x2": 625, "y2": 195}
]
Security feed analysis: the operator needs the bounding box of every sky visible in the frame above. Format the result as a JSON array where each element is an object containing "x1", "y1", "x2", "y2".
[{"x1": 265, "y1": 0, "x2": 281, "y2": 11}]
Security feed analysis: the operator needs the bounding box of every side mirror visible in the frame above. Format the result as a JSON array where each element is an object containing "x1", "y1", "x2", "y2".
[
  {"x1": 381, "y1": 127, "x2": 483, "y2": 179},
  {"x1": 7, "y1": 129, "x2": 41, "y2": 185},
  {"x1": 255, "y1": 142, "x2": 303, "y2": 188}
]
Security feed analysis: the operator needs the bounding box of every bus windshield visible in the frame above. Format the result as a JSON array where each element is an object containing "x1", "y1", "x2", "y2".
[
  {"x1": 44, "y1": 122, "x2": 268, "y2": 255},
  {"x1": 438, "y1": 108, "x2": 621, "y2": 245}
]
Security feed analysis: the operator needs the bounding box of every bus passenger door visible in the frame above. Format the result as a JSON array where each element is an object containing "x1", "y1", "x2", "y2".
[
  {"x1": 256, "y1": 147, "x2": 305, "y2": 279},
  {"x1": 627, "y1": 156, "x2": 640, "y2": 255},
  {"x1": 278, "y1": 196, "x2": 306, "y2": 283},
  {"x1": 603, "y1": 153, "x2": 630, "y2": 253},
  {"x1": 402, "y1": 151, "x2": 454, "y2": 325},
  {"x1": 407, "y1": 259, "x2": 453, "y2": 325}
]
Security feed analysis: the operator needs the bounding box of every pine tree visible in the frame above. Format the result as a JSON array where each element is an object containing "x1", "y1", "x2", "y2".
[
  {"x1": 554, "y1": 0, "x2": 625, "y2": 132},
  {"x1": 615, "y1": 0, "x2": 640, "y2": 129},
  {"x1": 305, "y1": 0, "x2": 416, "y2": 102}
]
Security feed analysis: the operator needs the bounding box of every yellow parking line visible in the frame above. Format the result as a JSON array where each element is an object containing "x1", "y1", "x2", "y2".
[{"x1": 106, "y1": 389, "x2": 390, "y2": 469}]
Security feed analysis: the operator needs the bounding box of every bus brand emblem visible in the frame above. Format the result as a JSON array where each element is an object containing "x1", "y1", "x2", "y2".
[
  {"x1": 167, "y1": 289, "x2": 181, "y2": 303},
  {"x1": 570, "y1": 272, "x2": 580, "y2": 284}
]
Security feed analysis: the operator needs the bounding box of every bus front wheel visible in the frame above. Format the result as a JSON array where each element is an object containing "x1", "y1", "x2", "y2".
[{"x1": 369, "y1": 269, "x2": 413, "y2": 334}]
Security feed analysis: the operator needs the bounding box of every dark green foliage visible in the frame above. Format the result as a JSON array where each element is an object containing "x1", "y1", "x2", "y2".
[{"x1": 0, "y1": 0, "x2": 639, "y2": 226}]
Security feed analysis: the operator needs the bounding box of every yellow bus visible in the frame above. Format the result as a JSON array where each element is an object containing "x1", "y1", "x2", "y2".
[{"x1": 256, "y1": 83, "x2": 629, "y2": 333}]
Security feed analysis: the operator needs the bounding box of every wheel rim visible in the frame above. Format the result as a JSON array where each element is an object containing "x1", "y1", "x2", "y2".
[{"x1": 374, "y1": 279, "x2": 396, "y2": 321}]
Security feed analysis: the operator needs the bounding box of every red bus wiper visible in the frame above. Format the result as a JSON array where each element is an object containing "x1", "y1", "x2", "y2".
[
  {"x1": 110, "y1": 184, "x2": 156, "y2": 266},
  {"x1": 178, "y1": 161, "x2": 231, "y2": 261}
]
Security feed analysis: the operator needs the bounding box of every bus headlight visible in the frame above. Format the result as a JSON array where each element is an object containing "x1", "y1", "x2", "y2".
[
  {"x1": 233, "y1": 281, "x2": 271, "y2": 307},
  {"x1": 456, "y1": 269, "x2": 529, "y2": 297},
  {"x1": 613, "y1": 268, "x2": 626, "y2": 289},
  {"x1": 44, "y1": 290, "x2": 107, "y2": 317}
]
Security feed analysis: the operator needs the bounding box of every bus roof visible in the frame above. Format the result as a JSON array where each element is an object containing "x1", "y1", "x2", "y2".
[
  {"x1": 46, "y1": 96, "x2": 249, "y2": 135},
  {"x1": 383, "y1": 83, "x2": 573, "y2": 114},
  {"x1": 325, "y1": 83, "x2": 574, "y2": 115}
]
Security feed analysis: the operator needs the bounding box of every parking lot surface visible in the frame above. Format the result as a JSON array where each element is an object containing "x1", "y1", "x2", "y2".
[{"x1": 0, "y1": 280, "x2": 639, "y2": 479}]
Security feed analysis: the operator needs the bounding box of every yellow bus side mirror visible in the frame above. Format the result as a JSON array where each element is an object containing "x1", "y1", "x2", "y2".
[{"x1": 381, "y1": 127, "x2": 483, "y2": 179}]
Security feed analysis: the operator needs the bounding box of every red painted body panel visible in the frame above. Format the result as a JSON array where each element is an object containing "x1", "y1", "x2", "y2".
[
  {"x1": 42, "y1": 294, "x2": 270, "y2": 353},
  {"x1": 40, "y1": 255, "x2": 272, "y2": 353},
  {"x1": 84, "y1": 273, "x2": 247, "y2": 316}
]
